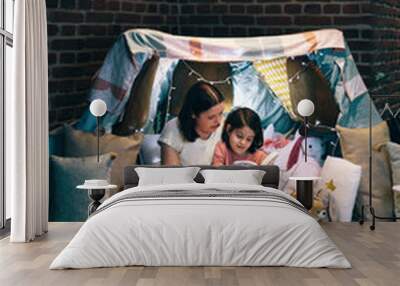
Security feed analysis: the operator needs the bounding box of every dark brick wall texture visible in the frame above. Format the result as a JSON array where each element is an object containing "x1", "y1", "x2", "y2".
[{"x1": 46, "y1": 0, "x2": 400, "y2": 128}]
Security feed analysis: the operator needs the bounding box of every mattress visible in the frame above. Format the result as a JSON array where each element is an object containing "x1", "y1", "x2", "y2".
[{"x1": 50, "y1": 183, "x2": 350, "y2": 269}]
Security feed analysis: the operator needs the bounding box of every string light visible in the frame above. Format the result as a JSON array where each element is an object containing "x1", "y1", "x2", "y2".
[
  {"x1": 182, "y1": 52, "x2": 323, "y2": 90},
  {"x1": 288, "y1": 61, "x2": 312, "y2": 83},
  {"x1": 165, "y1": 85, "x2": 176, "y2": 119},
  {"x1": 182, "y1": 60, "x2": 236, "y2": 86},
  {"x1": 182, "y1": 58, "x2": 311, "y2": 86},
  {"x1": 156, "y1": 53, "x2": 318, "y2": 132},
  {"x1": 380, "y1": 103, "x2": 400, "y2": 118}
]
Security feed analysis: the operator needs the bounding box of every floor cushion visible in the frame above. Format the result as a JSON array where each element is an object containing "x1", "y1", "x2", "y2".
[
  {"x1": 49, "y1": 153, "x2": 116, "y2": 222},
  {"x1": 337, "y1": 121, "x2": 394, "y2": 219},
  {"x1": 317, "y1": 156, "x2": 362, "y2": 222},
  {"x1": 49, "y1": 125, "x2": 65, "y2": 156},
  {"x1": 139, "y1": 134, "x2": 161, "y2": 165},
  {"x1": 63, "y1": 125, "x2": 143, "y2": 190},
  {"x1": 386, "y1": 142, "x2": 400, "y2": 216}
]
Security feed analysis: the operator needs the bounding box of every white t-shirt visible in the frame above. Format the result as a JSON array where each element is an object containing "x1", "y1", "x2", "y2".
[{"x1": 158, "y1": 117, "x2": 223, "y2": 165}]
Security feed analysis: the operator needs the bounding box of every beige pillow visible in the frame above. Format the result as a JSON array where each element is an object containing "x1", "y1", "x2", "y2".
[
  {"x1": 337, "y1": 122, "x2": 394, "y2": 219},
  {"x1": 386, "y1": 142, "x2": 400, "y2": 216},
  {"x1": 63, "y1": 125, "x2": 143, "y2": 190}
]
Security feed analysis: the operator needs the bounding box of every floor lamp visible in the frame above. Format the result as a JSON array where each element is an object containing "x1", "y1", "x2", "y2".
[
  {"x1": 297, "y1": 99, "x2": 315, "y2": 162},
  {"x1": 290, "y1": 99, "x2": 318, "y2": 211},
  {"x1": 89, "y1": 99, "x2": 107, "y2": 162},
  {"x1": 77, "y1": 99, "x2": 111, "y2": 216},
  {"x1": 359, "y1": 95, "x2": 400, "y2": 230}
]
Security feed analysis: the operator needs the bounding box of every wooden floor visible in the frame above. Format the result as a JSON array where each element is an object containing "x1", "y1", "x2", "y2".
[{"x1": 0, "y1": 222, "x2": 399, "y2": 286}]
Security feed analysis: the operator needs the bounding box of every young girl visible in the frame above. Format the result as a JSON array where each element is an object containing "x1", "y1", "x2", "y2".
[{"x1": 212, "y1": 107, "x2": 267, "y2": 166}]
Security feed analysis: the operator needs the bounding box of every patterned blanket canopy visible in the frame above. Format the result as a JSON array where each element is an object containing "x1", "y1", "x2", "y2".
[
  {"x1": 77, "y1": 28, "x2": 381, "y2": 134},
  {"x1": 124, "y1": 28, "x2": 345, "y2": 61}
]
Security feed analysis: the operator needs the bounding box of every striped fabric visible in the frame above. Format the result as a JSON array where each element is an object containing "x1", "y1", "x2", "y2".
[{"x1": 253, "y1": 57, "x2": 295, "y2": 118}]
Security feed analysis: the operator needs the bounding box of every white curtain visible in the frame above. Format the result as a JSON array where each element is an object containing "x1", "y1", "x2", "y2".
[{"x1": 8, "y1": 0, "x2": 49, "y2": 242}]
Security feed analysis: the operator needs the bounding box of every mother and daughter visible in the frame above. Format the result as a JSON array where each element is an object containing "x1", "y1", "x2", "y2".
[{"x1": 158, "y1": 81, "x2": 267, "y2": 166}]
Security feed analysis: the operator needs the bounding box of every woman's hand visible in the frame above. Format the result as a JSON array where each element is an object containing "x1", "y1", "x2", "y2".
[{"x1": 160, "y1": 143, "x2": 181, "y2": 166}]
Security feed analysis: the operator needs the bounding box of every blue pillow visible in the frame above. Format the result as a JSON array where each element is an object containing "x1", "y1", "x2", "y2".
[
  {"x1": 49, "y1": 125, "x2": 65, "y2": 156},
  {"x1": 49, "y1": 153, "x2": 115, "y2": 222}
]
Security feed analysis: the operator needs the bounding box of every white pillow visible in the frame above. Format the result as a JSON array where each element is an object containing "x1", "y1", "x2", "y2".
[
  {"x1": 317, "y1": 156, "x2": 362, "y2": 222},
  {"x1": 200, "y1": 169, "x2": 266, "y2": 185},
  {"x1": 135, "y1": 167, "x2": 200, "y2": 186},
  {"x1": 139, "y1": 134, "x2": 161, "y2": 165}
]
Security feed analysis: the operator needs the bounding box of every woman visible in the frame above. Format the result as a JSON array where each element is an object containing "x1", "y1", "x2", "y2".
[{"x1": 158, "y1": 81, "x2": 225, "y2": 165}]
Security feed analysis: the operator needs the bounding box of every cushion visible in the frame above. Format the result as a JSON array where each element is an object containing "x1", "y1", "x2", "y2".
[
  {"x1": 139, "y1": 134, "x2": 161, "y2": 165},
  {"x1": 63, "y1": 124, "x2": 143, "y2": 190},
  {"x1": 386, "y1": 142, "x2": 400, "y2": 216},
  {"x1": 135, "y1": 167, "x2": 200, "y2": 186},
  {"x1": 200, "y1": 169, "x2": 266, "y2": 185},
  {"x1": 337, "y1": 122, "x2": 394, "y2": 219},
  {"x1": 49, "y1": 125, "x2": 65, "y2": 156},
  {"x1": 49, "y1": 153, "x2": 116, "y2": 222},
  {"x1": 317, "y1": 156, "x2": 362, "y2": 222},
  {"x1": 124, "y1": 165, "x2": 280, "y2": 189}
]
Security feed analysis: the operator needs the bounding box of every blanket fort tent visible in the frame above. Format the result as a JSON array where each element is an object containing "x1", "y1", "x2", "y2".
[
  {"x1": 69, "y1": 28, "x2": 397, "y2": 222},
  {"x1": 77, "y1": 28, "x2": 382, "y2": 135}
]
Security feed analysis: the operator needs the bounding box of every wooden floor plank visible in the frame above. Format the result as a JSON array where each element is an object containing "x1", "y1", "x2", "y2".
[{"x1": 0, "y1": 222, "x2": 399, "y2": 286}]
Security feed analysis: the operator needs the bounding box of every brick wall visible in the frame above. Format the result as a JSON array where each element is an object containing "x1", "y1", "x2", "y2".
[
  {"x1": 368, "y1": 0, "x2": 400, "y2": 113},
  {"x1": 46, "y1": 0, "x2": 398, "y2": 128},
  {"x1": 47, "y1": 0, "x2": 179, "y2": 128}
]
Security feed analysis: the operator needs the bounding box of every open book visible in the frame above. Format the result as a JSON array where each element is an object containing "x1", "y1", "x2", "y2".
[{"x1": 233, "y1": 151, "x2": 279, "y2": 166}]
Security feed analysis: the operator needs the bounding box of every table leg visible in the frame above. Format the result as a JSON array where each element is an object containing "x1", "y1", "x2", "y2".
[
  {"x1": 88, "y1": 189, "x2": 105, "y2": 216},
  {"x1": 296, "y1": 180, "x2": 313, "y2": 210}
]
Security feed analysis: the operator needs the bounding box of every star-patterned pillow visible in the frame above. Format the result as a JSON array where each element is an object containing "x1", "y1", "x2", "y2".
[{"x1": 317, "y1": 156, "x2": 362, "y2": 222}]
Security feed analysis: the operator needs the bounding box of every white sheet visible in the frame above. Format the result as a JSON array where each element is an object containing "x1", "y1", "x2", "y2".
[{"x1": 50, "y1": 183, "x2": 350, "y2": 269}]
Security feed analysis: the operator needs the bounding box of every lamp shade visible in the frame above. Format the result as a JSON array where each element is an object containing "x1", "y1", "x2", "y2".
[
  {"x1": 297, "y1": 99, "x2": 315, "y2": 117},
  {"x1": 89, "y1": 99, "x2": 107, "y2": 117}
]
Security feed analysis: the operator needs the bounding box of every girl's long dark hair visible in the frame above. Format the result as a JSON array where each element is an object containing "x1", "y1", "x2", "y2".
[
  {"x1": 222, "y1": 107, "x2": 264, "y2": 153},
  {"x1": 178, "y1": 81, "x2": 225, "y2": 142}
]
